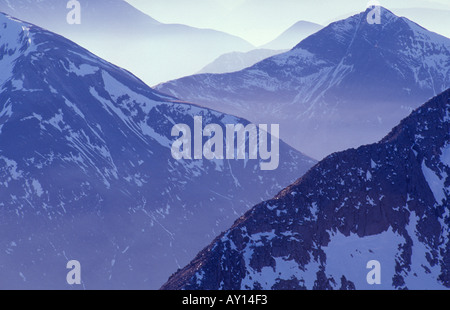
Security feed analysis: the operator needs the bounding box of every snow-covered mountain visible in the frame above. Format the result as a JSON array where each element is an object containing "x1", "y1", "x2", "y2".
[
  {"x1": 157, "y1": 8, "x2": 450, "y2": 160},
  {"x1": 0, "y1": 13, "x2": 315, "y2": 289},
  {"x1": 0, "y1": 0, "x2": 254, "y2": 85},
  {"x1": 198, "y1": 49, "x2": 286, "y2": 74},
  {"x1": 161, "y1": 88, "x2": 450, "y2": 290},
  {"x1": 261, "y1": 21, "x2": 323, "y2": 50}
]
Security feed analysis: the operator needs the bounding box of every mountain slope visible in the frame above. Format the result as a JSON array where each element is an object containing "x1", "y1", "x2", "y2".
[
  {"x1": 261, "y1": 21, "x2": 323, "y2": 50},
  {"x1": 198, "y1": 49, "x2": 286, "y2": 74},
  {"x1": 157, "y1": 8, "x2": 450, "y2": 159},
  {"x1": 0, "y1": 0, "x2": 254, "y2": 85},
  {"x1": 161, "y1": 89, "x2": 450, "y2": 290},
  {"x1": 0, "y1": 13, "x2": 314, "y2": 289}
]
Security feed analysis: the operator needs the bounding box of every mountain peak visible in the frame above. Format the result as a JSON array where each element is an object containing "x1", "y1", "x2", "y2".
[
  {"x1": 261, "y1": 20, "x2": 323, "y2": 50},
  {"x1": 321, "y1": 6, "x2": 448, "y2": 47},
  {"x1": 156, "y1": 6, "x2": 450, "y2": 159},
  {"x1": 293, "y1": 7, "x2": 402, "y2": 51},
  {"x1": 289, "y1": 20, "x2": 323, "y2": 29}
]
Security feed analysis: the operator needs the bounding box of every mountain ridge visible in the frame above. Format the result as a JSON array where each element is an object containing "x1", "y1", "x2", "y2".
[
  {"x1": 198, "y1": 49, "x2": 287, "y2": 74},
  {"x1": 0, "y1": 0, "x2": 254, "y2": 85},
  {"x1": 161, "y1": 88, "x2": 450, "y2": 290},
  {"x1": 261, "y1": 20, "x2": 323, "y2": 50},
  {"x1": 0, "y1": 12, "x2": 315, "y2": 289},
  {"x1": 156, "y1": 7, "x2": 450, "y2": 159}
]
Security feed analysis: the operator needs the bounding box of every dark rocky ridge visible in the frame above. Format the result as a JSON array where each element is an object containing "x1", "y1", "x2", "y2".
[{"x1": 161, "y1": 89, "x2": 450, "y2": 290}]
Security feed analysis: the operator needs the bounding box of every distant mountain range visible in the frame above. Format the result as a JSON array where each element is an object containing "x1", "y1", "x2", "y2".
[
  {"x1": 261, "y1": 21, "x2": 323, "y2": 50},
  {"x1": 157, "y1": 8, "x2": 450, "y2": 159},
  {"x1": 161, "y1": 88, "x2": 450, "y2": 290},
  {"x1": 198, "y1": 49, "x2": 286, "y2": 74},
  {"x1": 198, "y1": 20, "x2": 323, "y2": 75},
  {"x1": 0, "y1": 0, "x2": 254, "y2": 85},
  {"x1": 129, "y1": 0, "x2": 450, "y2": 46},
  {"x1": 0, "y1": 12, "x2": 315, "y2": 289}
]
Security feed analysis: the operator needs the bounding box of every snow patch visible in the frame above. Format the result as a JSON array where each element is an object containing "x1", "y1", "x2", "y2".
[
  {"x1": 402, "y1": 212, "x2": 447, "y2": 289},
  {"x1": 421, "y1": 160, "x2": 446, "y2": 204},
  {"x1": 31, "y1": 179, "x2": 43, "y2": 197},
  {"x1": 323, "y1": 228, "x2": 403, "y2": 290}
]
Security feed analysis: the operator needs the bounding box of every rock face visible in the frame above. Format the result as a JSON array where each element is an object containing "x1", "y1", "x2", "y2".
[
  {"x1": 0, "y1": 0, "x2": 254, "y2": 85},
  {"x1": 0, "y1": 13, "x2": 315, "y2": 289},
  {"x1": 157, "y1": 8, "x2": 450, "y2": 159},
  {"x1": 161, "y1": 89, "x2": 450, "y2": 290}
]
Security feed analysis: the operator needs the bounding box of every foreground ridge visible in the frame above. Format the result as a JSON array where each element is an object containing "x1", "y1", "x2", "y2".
[{"x1": 162, "y1": 89, "x2": 450, "y2": 290}]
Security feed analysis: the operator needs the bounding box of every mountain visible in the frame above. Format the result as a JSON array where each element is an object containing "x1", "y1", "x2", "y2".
[
  {"x1": 0, "y1": 0, "x2": 254, "y2": 85},
  {"x1": 198, "y1": 49, "x2": 286, "y2": 74},
  {"x1": 128, "y1": 0, "x2": 450, "y2": 46},
  {"x1": 0, "y1": 13, "x2": 315, "y2": 289},
  {"x1": 156, "y1": 8, "x2": 450, "y2": 159},
  {"x1": 261, "y1": 21, "x2": 323, "y2": 50},
  {"x1": 161, "y1": 89, "x2": 450, "y2": 290},
  {"x1": 198, "y1": 20, "x2": 323, "y2": 75},
  {"x1": 327, "y1": 7, "x2": 450, "y2": 40}
]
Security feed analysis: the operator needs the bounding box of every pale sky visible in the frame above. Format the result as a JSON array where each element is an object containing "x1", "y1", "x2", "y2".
[{"x1": 125, "y1": 0, "x2": 450, "y2": 46}]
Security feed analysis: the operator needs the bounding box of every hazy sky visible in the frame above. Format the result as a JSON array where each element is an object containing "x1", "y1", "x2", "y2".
[{"x1": 125, "y1": 0, "x2": 450, "y2": 46}]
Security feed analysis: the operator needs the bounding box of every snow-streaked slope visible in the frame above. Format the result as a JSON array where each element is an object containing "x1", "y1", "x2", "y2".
[
  {"x1": 161, "y1": 89, "x2": 450, "y2": 290},
  {"x1": 157, "y1": 8, "x2": 450, "y2": 159},
  {"x1": 0, "y1": 13, "x2": 315, "y2": 289},
  {"x1": 0, "y1": 0, "x2": 254, "y2": 85},
  {"x1": 198, "y1": 49, "x2": 286, "y2": 74}
]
